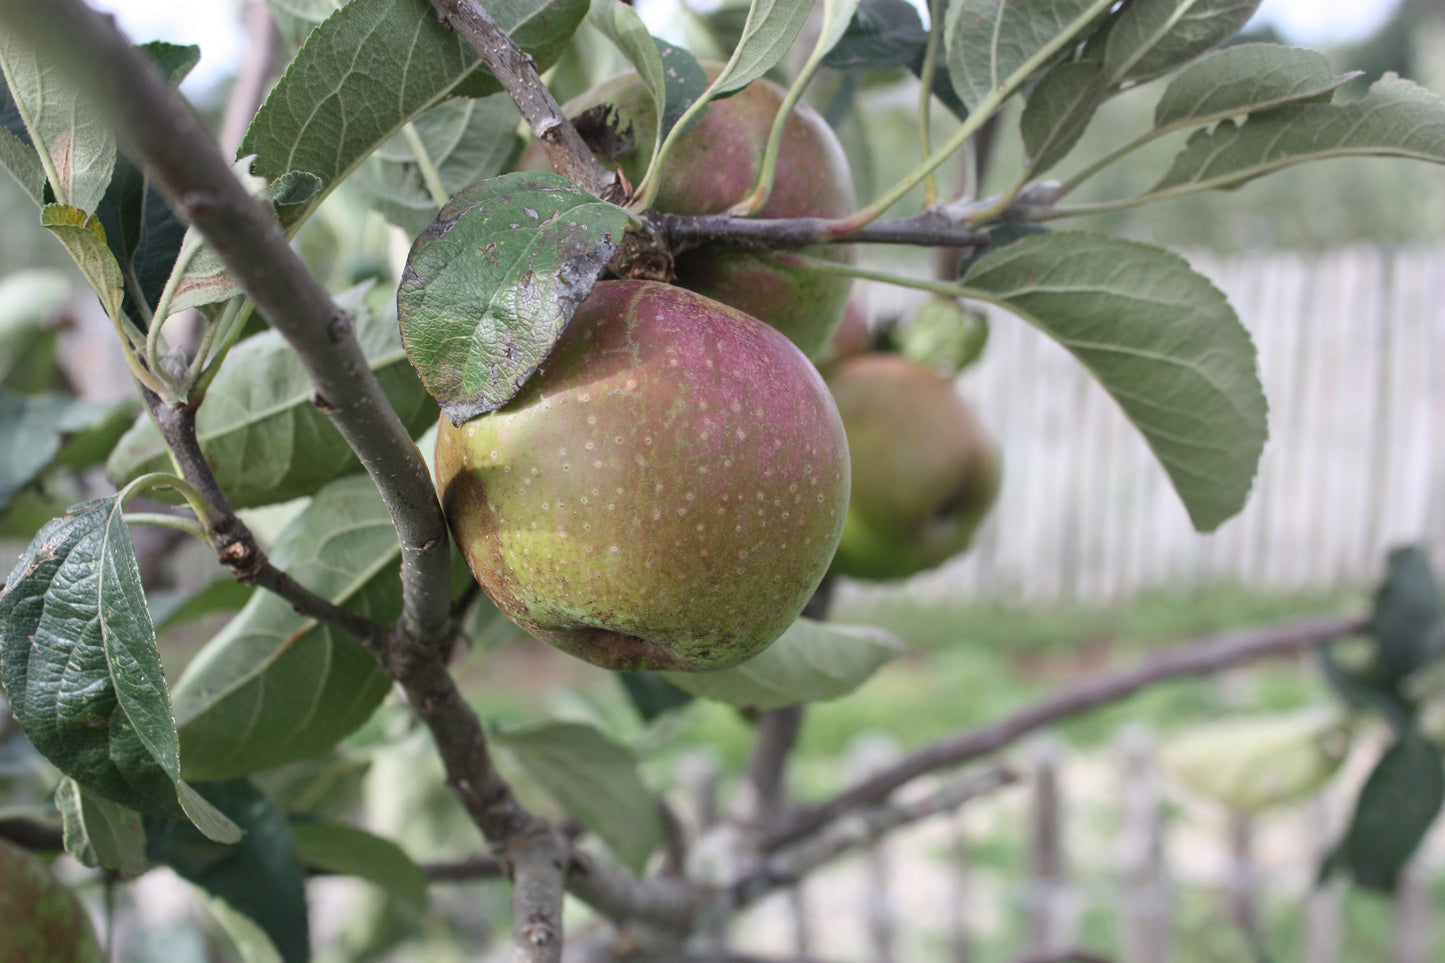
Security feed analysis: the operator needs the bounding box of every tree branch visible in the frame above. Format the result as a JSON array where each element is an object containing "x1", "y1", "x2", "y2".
[
  {"x1": 0, "y1": 817, "x2": 65, "y2": 852},
  {"x1": 664, "y1": 211, "x2": 990, "y2": 254},
  {"x1": 763, "y1": 615, "x2": 1364, "y2": 851},
  {"x1": 427, "y1": 0, "x2": 622, "y2": 203}
]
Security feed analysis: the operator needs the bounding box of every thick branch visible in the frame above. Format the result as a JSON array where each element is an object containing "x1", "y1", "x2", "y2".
[
  {"x1": 428, "y1": 0, "x2": 621, "y2": 203},
  {"x1": 664, "y1": 211, "x2": 991, "y2": 254},
  {"x1": 0, "y1": 0, "x2": 453, "y2": 655},
  {"x1": 764, "y1": 615, "x2": 1364, "y2": 851},
  {"x1": 0, "y1": 817, "x2": 64, "y2": 852}
]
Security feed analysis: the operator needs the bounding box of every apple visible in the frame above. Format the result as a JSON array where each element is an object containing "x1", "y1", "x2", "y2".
[
  {"x1": 434, "y1": 280, "x2": 850, "y2": 671},
  {"x1": 525, "y1": 68, "x2": 856, "y2": 357},
  {"x1": 825, "y1": 353, "x2": 1000, "y2": 580},
  {"x1": 0, "y1": 840, "x2": 104, "y2": 963}
]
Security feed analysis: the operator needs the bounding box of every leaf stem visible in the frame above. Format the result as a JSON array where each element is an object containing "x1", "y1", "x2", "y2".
[
  {"x1": 121, "y1": 512, "x2": 209, "y2": 539},
  {"x1": 402, "y1": 121, "x2": 451, "y2": 208},
  {"x1": 916, "y1": 0, "x2": 946, "y2": 208}
]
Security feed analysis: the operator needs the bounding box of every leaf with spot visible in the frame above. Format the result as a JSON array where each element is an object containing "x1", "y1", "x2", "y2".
[
  {"x1": 40, "y1": 204, "x2": 124, "y2": 322},
  {"x1": 959, "y1": 231, "x2": 1266, "y2": 531},
  {"x1": 398, "y1": 172, "x2": 631, "y2": 421}
]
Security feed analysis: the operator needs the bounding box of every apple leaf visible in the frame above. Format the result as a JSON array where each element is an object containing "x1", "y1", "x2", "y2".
[
  {"x1": 173, "y1": 475, "x2": 398, "y2": 780},
  {"x1": 708, "y1": 0, "x2": 815, "y2": 97},
  {"x1": 353, "y1": 94, "x2": 522, "y2": 235},
  {"x1": 660, "y1": 619, "x2": 903, "y2": 711},
  {"x1": 959, "y1": 231, "x2": 1267, "y2": 532},
  {"x1": 823, "y1": 0, "x2": 928, "y2": 71},
  {"x1": 0, "y1": 29, "x2": 115, "y2": 212},
  {"x1": 491, "y1": 721, "x2": 663, "y2": 873},
  {"x1": 1366, "y1": 545, "x2": 1442, "y2": 686},
  {"x1": 242, "y1": 0, "x2": 586, "y2": 231},
  {"x1": 0, "y1": 496, "x2": 241, "y2": 839},
  {"x1": 943, "y1": 0, "x2": 1113, "y2": 111},
  {"x1": 0, "y1": 391, "x2": 131, "y2": 511},
  {"x1": 1091, "y1": 0, "x2": 1260, "y2": 86},
  {"x1": 291, "y1": 821, "x2": 429, "y2": 914},
  {"x1": 1021, "y1": 60, "x2": 1109, "y2": 177},
  {"x1": 0, "y1": 270, "x2": 69, "y2": 388},
  {"x1": 1152, "y1": 43, "x2": 1361, "y2": 130},
  {"x1": 1148, "y1": 74, "x2": 1445, "y2": 198},
  {"x1": 106, "y1": 289, "x2": 436, "y2": 509},
  {"x1": 398, "y1": 172, "x2": 629, "y2": 421},
  {"x1": 40, "y1": 205, "x2": 125, "y2": 322},
  {"x1": 55, "y1": 777, "x2": 149, "y2": 877},
  {"x1": 0, "y1": 77, "x2": 42, "y2": 203}
]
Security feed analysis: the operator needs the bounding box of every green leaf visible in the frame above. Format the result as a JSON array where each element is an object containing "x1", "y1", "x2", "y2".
[
  {"x1": 960, "y1": 232, "x2": 1266, "y2": 531},
  {"x1": 146, "y1": 780, "x2": 310, "y2": 963},
  {"x1": 55, "y1": 777, "x2": 149, "y2": 877},
  {"x1": 0, "y1": 497, "x2": 184, "y2": 819},
  {"x1": 354, "y1": 94, "x2": 521, "y2": 234},
  {"x1": 0, "y1": 117, "x2": 42, "y2": 203},
  {"x1": 709, "y1": 0, "x2": 816, "y2": 97},
  {"x1": 824, "y1": 0, "x2": 927, "y2": 70},
  {"x1": 204, "y1": 897, "x2": 286, "y2": 963},
  {"x1": 1325, "y1": 729, "x2": 1445, "y2": 892},
  {"x1": 660, "y1": 619, "x2": 902, "y2": 711},
  {"x1": 1149, "y1": 74, "x2": 1445, "y2": 197},
  {"x1": 492, "y1": 721, "x2": 663, "y2": 873},
  {"x1": 173, "y1": 475, "x2": 397, "y2": 780},
  {"x1": 106, "y1": 290, "x2": 437, "y2": 509},
  {"x1": 0, "y1": 392, "x2": 128, "y2": 510},
  {"x1": 242, "y1": 0, "x2": 587, "y2": 229},
  {"x1": 292, "y1": 821, "x2": 428, "y2": 913},
  {"x1": 1093, "y1": 0, "x2": 1260, "y2": 86},
  {"x1": 40, "y1": 205, "x2": 125, "y2": 321},
  {"x1": 944, "y1": 0, "x2": 1110, "y2": 111},
  {"x1": 151, "y1": 578, "x2": 255, "y2": 636},
  {"x1": 397, "y1": 172, "x2": 629, "y2": 421},
  {"x1": 1152, "y1": 43, "x2": 1360, "y2": 131},
  {"x1": 1021, "y1": 60, "x2": 1109, "y2": 176},
  {"x1": 0, "y1": 31, "x2": 115, "y2": 211},
  {"x1": 1367, "y1": 545, "x2": 1442, "y2": 684},
  {"x1": 618, "y1": 672, "x2": 695, "y2": 723}
]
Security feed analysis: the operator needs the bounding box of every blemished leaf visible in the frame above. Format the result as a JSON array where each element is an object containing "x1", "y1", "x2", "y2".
[
  {"x1": 1021, "y1": 60, "x2": 1109, "y2": 176},
  {"x1": 291, "y1": 821, "x2": 428, "y2": 913},
  {"x1": 0, "y1": 30, "x2": 115, "y2": 212},
  {"x1": 354, "y1": 94, "x2": 522, "y2": 234},
  {"x1": 1093, "y1": 0, "x2": 1261, "y2": 86},
  {"x1": 173, "y1": 475, "x2": 398, "y2": 780},
  {"x1": 492, "y1": 721, "x2": 664, "y2": 873},
  {"x1": 147, "y1": 780, "x2": 309, "y2": 963},
  {"x1": 55, "y1": 777, "x2": 149, "y2": 877},
  {"x1": 1325, "y1": 729, "x2": 1445, "y2": 892},
  {"x1": 944, "y1": 0, "x2": 1113, "y2": 111},
  {"x1": 0, "y1": 497, "x2": 184, "y2": 819},
  {"x1": 1367, "y1": 545, "x2": 1442, "y2": 684},
  {"x1": 0, "y1": 392, "x2": 128, "y2": 510},
  {"x1": 708, "y1": 0, "x2": 816, "y2": 97},
  {"x1": 40, "y1": 205, "x2": 125, "y2": 322},
  {"x1": 397, "y1": 172, "x2": 629, "y2": 421},
  {"x1": 1152, "y1": 43, "x2": 1360, "y2": 130},
  {"x1": 242, "y1": 0, "x2": 588, "y2": 229},
  {"x1": 824, "y1": 0, "x2": 928, "y2": 71},
  {"x1": 960, "y1": 232, "x2": 1267, "y2": 532},
  {"x1": 661, "y1": 619, "x2": 903, "y2": 711},
  {"x1": 1149, "y1": 74, "x2": 1445, "y2": 197},
  {"x1": 106, "y1": 291, "x2": 437, "y2": 508}
]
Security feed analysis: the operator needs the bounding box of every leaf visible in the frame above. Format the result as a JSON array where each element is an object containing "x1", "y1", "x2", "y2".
[
  {"x1": 40, "y1": 205, "x2": 125, "y2": 321},
  {"x1": 291, "y1": 821, "x2": 428, "y2": 913},
  {"x1": 1367, "y1": 545, "x2": 1442, "y2": 684},
  {"x1": 660, "y1": 619, "x2": 903, "y2": 711},
  {"x1": 106, "y1": 291, "x2": 437, "y2": 509},
  {"x1": 705, "y1": 0, "x2": 815, "y2": 98},
  {"x1": 618, "y1": 672, "x2": 695, "y2": 723},
  {"x1": 1020, "y1": 59, "x2": 1109, "y2": 176},
  {"x1": 204, "y1": 898, "x2": 286, "y2": 963},
  {"x1": 146, "y1": 780, "x2": 310, "y2": 963},
  {"x1": 92, "y1": 154, "x2": 186, "y2": 331},
  {"x1": 0, "y1": 497, "x2": 184, "y2": 820},
  {"x1": 242, "y1": 0, "x2": 588, "y2": 229},
  {"x1": 944, "y1": 0, "x2": 1112, "y2": 111},
  {"x1": 0, "y1": 72, "x2": 43, "y2": 202},
  {"x1": 1094, "y1": 0, "x2": 1261, "y2": 86},
  {"x1": 151, "y1": 577, "x2": 255, "y2": 636},
  {"x1": 0, "y1": 391, "x2": 128, "y2": 510},
  {"x1": 397, "y1": 172, "x2": 629, "y2": 421},
  {"x1": 1152, "y1": 43, "x2": 1361, "y2": 131},
  {"x1": 1150, "y1": 74, "x2": 1445, "y2": 197},
  {"x1": 353, "y1": 94, "x2": 522, "y2": 234},
  {"x1": 173, "y1": 475, "x2": 398, "y2": 780},
  {"x1": 0, "y1": 30, "x2": 115, "y2": 211},
  {"x1": 1325, "y1": 729, "x2": 1445, "y2": 892},
  {"x1": 492, "y1": 721, "x2": 663, "y2": 873},
  {"x1": 55, "y1": 777, "x2": 149, "y2": 877},
  {"x1": 960, "y1": 232, "x2": 1266, "y2": 531},
  {"x1": 823, "y1": 0, "x2": 928, "y2": 71}
]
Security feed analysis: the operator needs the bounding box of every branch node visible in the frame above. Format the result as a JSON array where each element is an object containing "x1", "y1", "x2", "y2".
[
  {"x1": 312, "y1": 392, "x2": 336, "y2": 413},
  {"x1": 327, "y1": 312, "x2": 354, "y2": 342}
]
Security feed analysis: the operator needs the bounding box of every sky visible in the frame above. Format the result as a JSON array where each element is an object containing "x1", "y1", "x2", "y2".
[{"x1": 88, "y1": 0, "x2": 1405, "y2": 102}]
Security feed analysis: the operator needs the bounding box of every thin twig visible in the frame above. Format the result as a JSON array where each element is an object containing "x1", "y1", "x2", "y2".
[
  {"x1": 664, "y1": 211, "x2": 989, "y2": 253},
  {"x1": 764, "y1": 615, "x2": 1364, "y2": 851},
  {"x1": 0, "y1": 817, "x2": 65, "y2": 852},
  {"x1": 427, "y1": 0, "x2": 621, "y2": 202}
]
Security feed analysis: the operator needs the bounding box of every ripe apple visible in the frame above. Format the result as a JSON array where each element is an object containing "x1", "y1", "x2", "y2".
[
  {"x1": 525, "y1": 68, "x2": 856, "y2": 357},
  {"x1": 825, "y1": 353, "x2": 1000, "y2": 580},
  {"x1": 0, "y1": 840, "x2": 104, "y2": 963},
  {"x1": 434, "y1": 280, "x2": 850, "y2": 671}
]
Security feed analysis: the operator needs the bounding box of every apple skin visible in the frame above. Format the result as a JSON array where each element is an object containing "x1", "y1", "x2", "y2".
[
  {"x1": 434, "y1": 280, "x2": 850, "y2": 672},
  {"x1": 525, "y1": 68, "x2": 856, "y2": 357},
  {"x1": 825, "y1": 354, "x2": 1000, "y2": 581},
  {"x1": 0, "y1": 840, "x2": 103, "y2": 963}
]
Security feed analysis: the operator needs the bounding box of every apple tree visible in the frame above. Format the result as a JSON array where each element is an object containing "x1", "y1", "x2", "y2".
[{"x1": 1, "y1": 0, "x2": 1444, "y2": 959}]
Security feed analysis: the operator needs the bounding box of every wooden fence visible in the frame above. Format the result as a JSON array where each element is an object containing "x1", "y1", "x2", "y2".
[{"x1": 850, "y1": 243, "x2": 1445, "y2": 606}]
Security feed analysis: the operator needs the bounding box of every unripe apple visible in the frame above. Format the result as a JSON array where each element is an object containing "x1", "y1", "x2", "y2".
[
  {"x1": 434, "y1": 280, "x2": 850, "y2": 671},
  {"x1": 826, "y1": 353, "x2": 1000, "y2": 580},
  {"x1": 525, "y1": 68, "x2": 856, "y2": 357}
]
